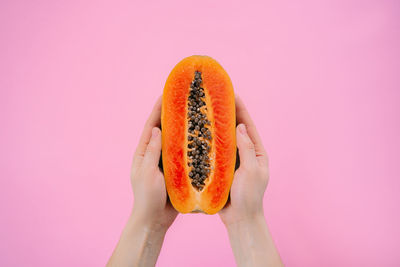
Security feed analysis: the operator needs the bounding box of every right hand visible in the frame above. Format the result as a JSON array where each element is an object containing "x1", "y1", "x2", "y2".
[{"x1": 219, "y1": 96, "x2": 270, "y2": 226}]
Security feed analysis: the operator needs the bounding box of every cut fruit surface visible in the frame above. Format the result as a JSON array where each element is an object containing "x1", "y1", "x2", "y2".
[{"x1": 161, "y1": 55, "x2": 236, "y2": 214}]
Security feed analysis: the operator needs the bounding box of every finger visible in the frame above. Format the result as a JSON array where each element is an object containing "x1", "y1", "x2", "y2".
[
  {"x1": 236, "y1": 124, "x2": 257, "y2": 168},
  {"x1": 132, "y1": 96, "x2": 162, "y2": 169},
  {"x1": 235, "y1": 95, "x2": 269, "y2": 166},
  {"x1": 143, "y1": 127, "x2": 162, "y2": 167}
]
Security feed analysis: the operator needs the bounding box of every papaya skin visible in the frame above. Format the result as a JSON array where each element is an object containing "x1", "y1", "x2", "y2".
[{"x1": 161, "y1": 55, "x2": 236, "y2": 214}]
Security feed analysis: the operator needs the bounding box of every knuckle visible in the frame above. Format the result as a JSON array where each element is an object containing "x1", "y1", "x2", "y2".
[
  {"x1": 244, "y1": 139, "x2": 255, "y2": 151},
  {"x1": 145, "y1": 144, "x2": 156, "y2": 155}
]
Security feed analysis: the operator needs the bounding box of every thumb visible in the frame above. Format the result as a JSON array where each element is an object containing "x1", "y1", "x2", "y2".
[
  {"x1": 236, "y1": 124, "x2": 256, "y2": 168},
  {"x1": 143, "y1": 127, "x2": 162, "y2": 167}
]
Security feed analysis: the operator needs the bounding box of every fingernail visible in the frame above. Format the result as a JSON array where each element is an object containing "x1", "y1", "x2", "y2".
[
  {"x1": 151, "y1": 127, "x2": 159, "y2": 138},
  {"x1": 238, "y1": 124, "x2": 247, "y2": 134}
]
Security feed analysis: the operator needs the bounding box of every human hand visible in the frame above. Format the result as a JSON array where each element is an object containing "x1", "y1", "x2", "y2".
[
  {"x1": 219, "y1": 96, "x2": 270, "y2": 226},
  {"x1": 130, "y1": 96, "x2": 178, "y2": 231},
  {"x1": 218, "y1": 96, "x2": 283, "y2": 266},
  {"x1": 107, "y1": 97, "x2": 177, "y2": 267}
]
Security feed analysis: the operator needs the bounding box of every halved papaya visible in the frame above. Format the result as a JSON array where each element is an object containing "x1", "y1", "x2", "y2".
[{"x1": 161, "y1": 55, "x2": 236, "y2": 214}]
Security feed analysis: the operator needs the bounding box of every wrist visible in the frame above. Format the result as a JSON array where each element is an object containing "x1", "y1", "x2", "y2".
[
  {"x1": 225, "y1": 212, "x2": 266, "y2": 233},
  {"x1": 128, "y1": 209, "x2": 169, "y2": 234},
  {"x1": 224, "y1": 211, "x2": 284, "y2": 267},
  {"x1": 222, "y1": 209, "x2": 265, "y2": 229},
  {"x1": 108, "y1": 211, "x2": 167, "y2": 267}
]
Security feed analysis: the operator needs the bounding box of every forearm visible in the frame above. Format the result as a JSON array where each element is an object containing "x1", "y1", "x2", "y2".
[
  {"x1": 226, "y1": 214, "x2": 283, "y2": 267},
  {"x1": 107, "y1": 214, "x2": 167, "y2": 267}
]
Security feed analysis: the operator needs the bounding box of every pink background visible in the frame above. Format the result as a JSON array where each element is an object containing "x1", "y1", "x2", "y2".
[{"x1": 1, "y1": 0, "x2": 399, "y2": 266}]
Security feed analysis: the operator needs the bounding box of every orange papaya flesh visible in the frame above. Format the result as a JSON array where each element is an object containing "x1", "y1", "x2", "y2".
[{"x1": 161, "y1": 55, "x2": 236, "y2": 214}]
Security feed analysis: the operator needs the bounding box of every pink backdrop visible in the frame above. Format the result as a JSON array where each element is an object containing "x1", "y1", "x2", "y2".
[{"x1": 1, "y1": 1, "x2": 399, "y2": 266}]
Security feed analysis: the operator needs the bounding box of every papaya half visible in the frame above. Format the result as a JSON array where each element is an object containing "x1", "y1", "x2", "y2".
[{"x1": 161, "y1": 55, "x2": 236, "y2": 214}]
